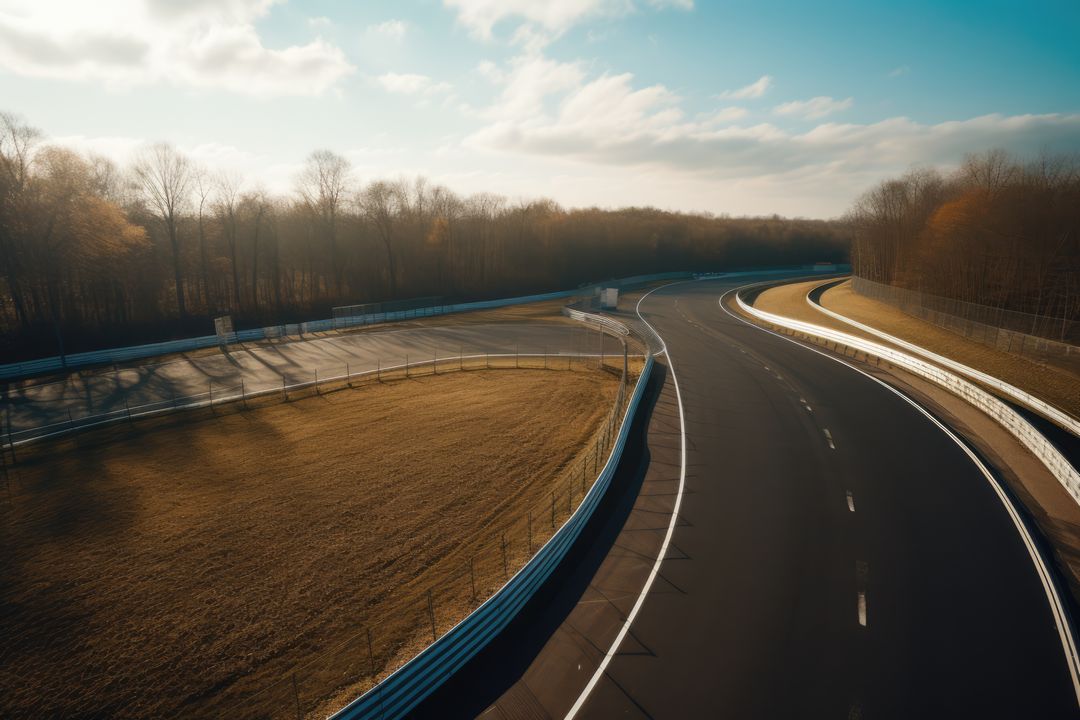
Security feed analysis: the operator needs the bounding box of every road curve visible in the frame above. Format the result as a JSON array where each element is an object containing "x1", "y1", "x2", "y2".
[{"x1": 417, "y1": 277, "x2": 1079, "y2": 719}]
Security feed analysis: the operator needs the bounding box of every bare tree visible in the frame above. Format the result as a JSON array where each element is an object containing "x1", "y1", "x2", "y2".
[
  {"x1": 133, "y1": 143, "x2": 193, "y2": 317},
  {"x1": 214, "y1": 171, "x2": 243, "y2": 312},
  {"x1": 296, "y1": 150, "x2": 351, "y2": 293}
]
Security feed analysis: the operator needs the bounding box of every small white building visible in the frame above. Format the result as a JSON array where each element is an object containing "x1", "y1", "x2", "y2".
[{"x1": 600, "y1": 288, "x2": 619, "y2": 309}]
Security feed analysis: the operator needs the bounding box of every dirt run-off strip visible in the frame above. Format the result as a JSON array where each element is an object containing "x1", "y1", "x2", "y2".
[{"x1": 0, "y1": 357, "x2": 638, "y2": 719}]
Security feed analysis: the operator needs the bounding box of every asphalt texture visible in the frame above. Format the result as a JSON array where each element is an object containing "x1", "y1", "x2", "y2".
[{"x1": 417, "y1": 278, "x2": 1079, "y2": 719}]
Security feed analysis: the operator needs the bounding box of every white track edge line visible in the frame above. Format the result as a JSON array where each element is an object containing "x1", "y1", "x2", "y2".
[
  {"x1": 564, "y1": 281, "x2": 690, "y2": 719},
  {"x1": 719, "y1": 286, "x2": 1080, "y2": 706}
]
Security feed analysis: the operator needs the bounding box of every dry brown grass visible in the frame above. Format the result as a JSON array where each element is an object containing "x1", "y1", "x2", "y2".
[{"x1": 0, "y1": 363, "x2": 627, "y2": 719}]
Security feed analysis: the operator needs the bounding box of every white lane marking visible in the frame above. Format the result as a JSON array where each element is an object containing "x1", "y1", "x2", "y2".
[
  {"x1": 824, "y1": 428, "x2": 836, "y2": 450},
  {"x1": 856, "y1": 560, "x2": 869, "y2": 628},
  {"x1": 719, "y1": 287, "x2": 1080, "y2": 706},
  {"x1": 566, "y1": 281, "x2": 690, "y2": 719},
  {"x1": 846, "y1": 490, "x2": 855, "y2": 512}
]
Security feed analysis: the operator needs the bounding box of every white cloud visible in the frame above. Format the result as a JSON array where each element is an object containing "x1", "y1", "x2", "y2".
[
  {"x1": 889, "y1": 65, "x2": 910, "y2": 77},
  {"x1": 368, "y1": 19, "x2": 407, "y2": 41},
  {"x1": 442, "y1": 0, "x2": 691, "y2": 45},
  {"x1": 0, "y1": 0, "x2": 354, "y2": 96},
  {"x1": 464, "y1": 54, "x2": 1080, "y2": 200},
  {"x1": 307, "y1": 16, "x2": 332, "y2": 29},
  {"x1": 375, "y1": 72, "x2": 452, "y2": 96},
  {"x1": 717, "y1": 75, "x2": 772, "y2": 100},
  {"x1": 773, "y1": 96, "x2": 853, "y2": 120}
]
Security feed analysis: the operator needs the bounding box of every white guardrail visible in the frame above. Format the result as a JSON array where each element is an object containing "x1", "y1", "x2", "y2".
[
  {"x1": 806, "y1": 281, "x2": 1080, "y2": 436},
  {"x1": 737, "y1": 290, "x2": 1080, "y2": 505},
  {"x1": 329, "y1": 312, "x2": 651, "y2": 720}
]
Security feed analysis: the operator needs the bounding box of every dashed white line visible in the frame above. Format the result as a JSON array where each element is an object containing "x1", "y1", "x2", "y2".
[
  {"x1": 857, "y1": 592, "x2": 868, "y2": 627},
  {"x1": 719, "y1": 286, "x2": 1080, "y2": 704},
  {"x1": 823, "y1": 428, "x2": 836, "y2": 449},
  {"x1": 846, "y1": 490, "x2": 856, "y2": 512}
]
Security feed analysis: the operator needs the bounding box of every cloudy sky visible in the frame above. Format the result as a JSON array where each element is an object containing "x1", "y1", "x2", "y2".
[{"x1": 1, "y1": 0, "x2": 1078, "y2": 217}]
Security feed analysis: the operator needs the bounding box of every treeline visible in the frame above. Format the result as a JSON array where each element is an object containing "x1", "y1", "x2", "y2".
[
  {"x1": 1, "y1": 111, "x2": 849, "y2": 360},
  {"x1": 848, "y1": 150, "x2": 1080, "y2": 324}
]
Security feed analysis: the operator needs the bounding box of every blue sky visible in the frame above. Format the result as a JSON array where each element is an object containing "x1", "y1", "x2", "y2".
[{"x1": 1, "y1": 0, "x2": 1078, "y2": 217}]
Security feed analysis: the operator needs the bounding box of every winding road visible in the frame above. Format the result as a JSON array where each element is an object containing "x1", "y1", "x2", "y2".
[{"x1": 417, "y1": 277, "x2": 1080, "y2": 719}]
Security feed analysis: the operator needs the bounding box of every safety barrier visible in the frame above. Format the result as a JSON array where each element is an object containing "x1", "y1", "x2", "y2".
[
  {"x1": 805, "y1": 281, "x2": 1080, "y2": 436},
  {"x1": 329, "y1": 314, "x2": 654, "y2": 720},
  {"x1": 737, "y1": 290, "x2": 1080, "y2": 505}
]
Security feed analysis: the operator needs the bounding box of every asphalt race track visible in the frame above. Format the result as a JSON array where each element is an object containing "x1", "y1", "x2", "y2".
[
  {"x1": 2, "y1": 321, "x2": 626, "y2": 437},
  {"x1": 417, "y1": 278, "x2": 1079, "y2": 719}
]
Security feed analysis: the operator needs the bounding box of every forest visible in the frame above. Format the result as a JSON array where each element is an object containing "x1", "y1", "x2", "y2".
[
  {"x1": 0, "y1": 111, "x2": 849, "y2": 361},
  {"x1": 847, "y1": 150, "x2": 1080, "y2": 327}
]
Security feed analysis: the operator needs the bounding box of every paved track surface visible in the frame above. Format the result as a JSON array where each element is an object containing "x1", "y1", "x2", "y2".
[
  {"x1": 416, "y1": 278, "x2": 1079, "y2": 719},
  {"x1": 2, "y1": 322, "x2": 625, "y2": 436}
]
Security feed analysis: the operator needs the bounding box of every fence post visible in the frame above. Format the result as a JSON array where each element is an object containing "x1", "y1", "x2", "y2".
[
  {"x1": 367, "y1": 628, "x2": 376, "y2": 676},
  {"x1": 427, "y1": 590, "x2": 437, "y2": 641},
  {"x1": 282, "y1": 375, "x2": 288, "y2": 401},
  {"x1": 241, "y1": 378, "x2": 247, "y2": 409},
  {"x1": 292, "y1": 673, "x2": 301, "y2": 720},
  {"x1": 470, "y1": 557, "x2": 476, "y2": 600},
  {"x1": 406, "y1": 354, "x2": 410, "y2": 378},
  {"x1": 208, "y1": 380, "x2": 213, "y2": 410},
  {"x1": 346, "y1": 362, "x2": 351, "y2": 387}
]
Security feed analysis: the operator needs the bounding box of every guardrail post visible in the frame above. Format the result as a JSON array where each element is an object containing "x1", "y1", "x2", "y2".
[
  {"x1": 125, "y1": 397, "x2": 133, "y2": 423},
  {"x1": 241, "y1": 378, "x2": 247, "y2": 409},
  {"x1": 208, "y1": 380, "x2": 213, "y2": 410},
  {"x1": 315, "y1": 369, "x2": 320, "y2": 395},
  {"x1": 346, "y1": 362, "x2": 351, "y2": 387},
  {"x1": 406, "y1": 354, "x2": 410, "y2": 378}
]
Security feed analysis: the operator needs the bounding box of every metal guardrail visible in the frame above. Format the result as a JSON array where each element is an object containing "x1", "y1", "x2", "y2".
[
  {"x1": 737, "y1": 291, "x2": 1080, "y2": 505},
  {"x1": 806, "y1": 282, "x2": 1080, "y2": 436},
  {"x1": 329, "y1": 313, "x2": 653, "y2": 720}
]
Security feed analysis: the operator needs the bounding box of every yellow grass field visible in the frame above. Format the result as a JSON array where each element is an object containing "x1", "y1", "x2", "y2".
[{"x1": 0, "y1": 366, "x2": 625, "y2": 718}]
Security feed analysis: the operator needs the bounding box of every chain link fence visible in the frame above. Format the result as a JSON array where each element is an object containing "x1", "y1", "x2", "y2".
[{"x1": 851, "y1": 277, "x2": 1078, "y2": 362}]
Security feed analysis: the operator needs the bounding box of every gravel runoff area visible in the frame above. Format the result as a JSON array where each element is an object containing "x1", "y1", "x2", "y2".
[{"x1": 0, "y1": 359, "x2": 632, "y2": 719}]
